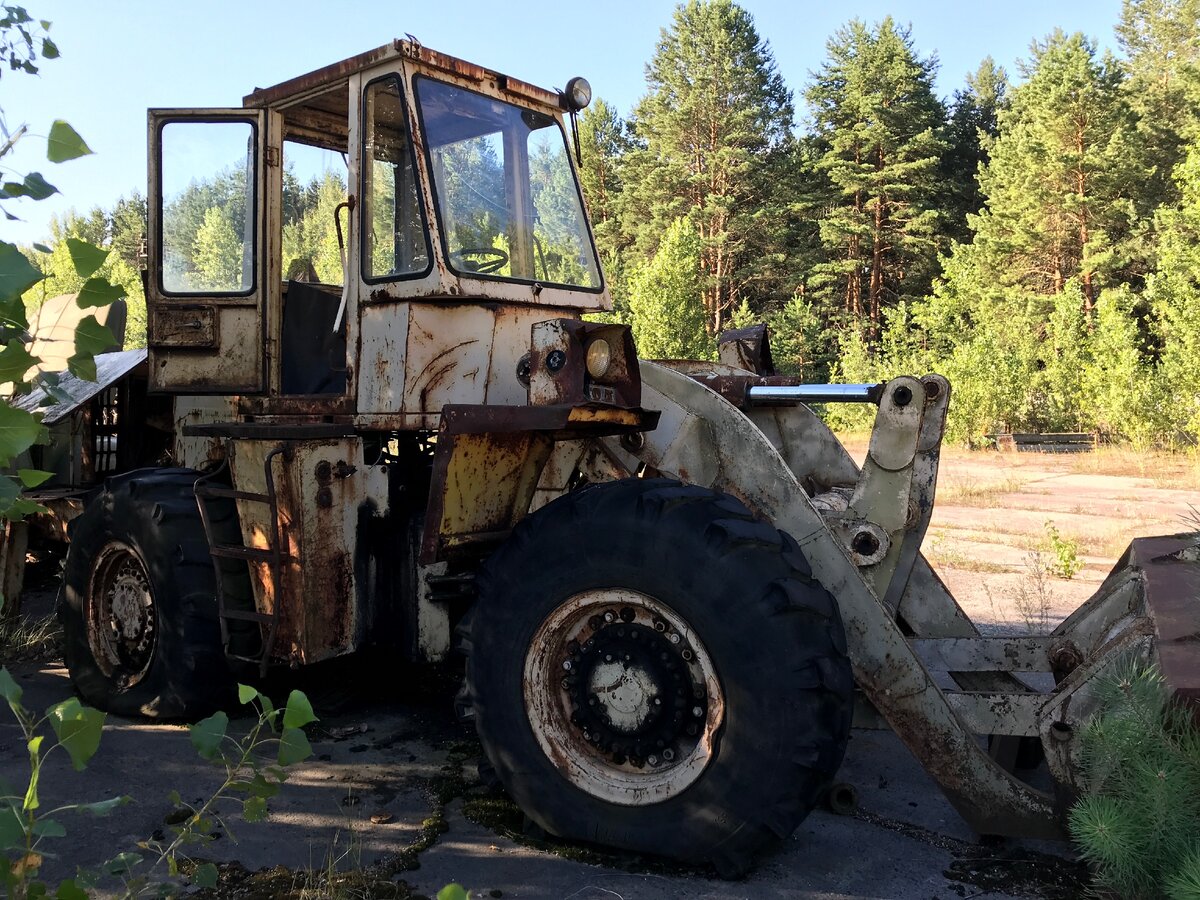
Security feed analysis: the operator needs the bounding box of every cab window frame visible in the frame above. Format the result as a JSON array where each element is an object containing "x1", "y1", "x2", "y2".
[
  {"x1": 360, "y1": 72, "x2": 434, "y2": 285},
  {"x1": 156, "y1": 116, "x2": 260, "y2": 299}
]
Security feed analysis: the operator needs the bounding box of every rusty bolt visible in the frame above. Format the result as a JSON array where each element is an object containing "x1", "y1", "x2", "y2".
[
  {"x1": 547, "y1": 349, "x2": 567, "y2": 373},
  {"x1": 603, "y1": 611, "x2": 615, "y2": 623},
  {"x1": 316, "y1": 460, "x2": 333, "y2": 484},
  {"x1": 851, "y1": 530, "x2": 880, "y2": 557},
  {"x1": 317, "y1": 487, "x2": 333, "y2": 508},
  {"x1": 924, "y1": 380, "x2": 942, "y2": 401}
]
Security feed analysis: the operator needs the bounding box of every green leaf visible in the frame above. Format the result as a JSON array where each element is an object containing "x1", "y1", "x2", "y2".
[
  {"x1": 282, "y1": 690, "x2": 317, "y2": 729},
  {"x1": 0, "y1": 803, "x2": 24, "y2": 851},
  {"x1": 0, "y1": 475, "x2": 22, "y2": 519},
  {"x1": 0, "y1": 668, "x2": 23, "y2": 708},
  {"x1": 0, "y1": 241, "x2": 44, "y2": 300},
  {"x1": 242, "y1": 796, "x2": 267, "y2": 822},
  {"x1": 102, "y1": 851, "x2": 141, "y2": 876},
  {"x1": 0, "y1": 405, "x2": 43, "y2": 466},
  {"x1": 277, "y1": 727, "x2": 311, "y2": 767},
  {"x1": 193, "y1": 862, "x2": 219, "y2": 888},
  {"x1": 437, "y1": 885, "x2": 470, "y2": 900},
  {"x1": 237, "y1": 684, "x2": 258, "y2": 705},
  {"x1": 75, "y1": 277, "x2": 124, "y2": 309},
  {"x1": 74, "y1": 315, "x2": 117, "y2": 356},
  {"x1": 17, "y1": 469, "x2": 51, "y2": 488},
  {"x1": 40, "y1": 37, "x2": 57, "y2": 59},
  {"x1": 189, "y1": 711, "x2": 228, "y2": 760},
  {"x1": 31, "y1": 818, "x2": 65, "y2": 838},
  {"x1": 46, "y1": 121, "x2": 92, "y2": 164},
  {"x1": 65, "y1": 239, "x2": 108, "y2": 279},
  {"x1": 55, "y1": 880, "x2": 88, "y2": 900},
  {"x1": 66, "y1": 353, "x2": 95, "y2": 383},
  {"x1": 0, "y1": 338, "x2": 38, "y2": 384},
  {"x1": 46, "y1": 698, "x2": 105, "y2": 771},
  {"x1": 1, "y1": 173, "x2": 57, "y2": 201},
  {"x1": 74, "y1": 796, "x2": 127, "y2": 817}
]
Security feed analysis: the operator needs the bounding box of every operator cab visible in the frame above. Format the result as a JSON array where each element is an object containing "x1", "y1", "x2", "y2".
[{"x1": 146, "y1": 40, "x2": 607, "y2": 423}]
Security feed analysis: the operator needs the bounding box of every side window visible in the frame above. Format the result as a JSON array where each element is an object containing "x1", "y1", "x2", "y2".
[
  {"x1": 281, "y1": 139, "x2": 349, "y2": 285},
  {"x1": 159, "y1": 120, "x2": 256, "y2": 294},
  {"x1": 362, "y1": 76, "x2": 430, "y2": 280}
]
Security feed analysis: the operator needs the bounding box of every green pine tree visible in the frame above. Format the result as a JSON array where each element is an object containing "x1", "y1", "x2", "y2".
[
  {"x1": 621, "y1": 0, "x2": 793, "y2": 334},
  {"x1": 805, "y1": 17, "x2": 948, "y2": 342}
]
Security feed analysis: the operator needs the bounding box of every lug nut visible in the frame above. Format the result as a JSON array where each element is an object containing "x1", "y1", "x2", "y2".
[
  {"x1": 603, "y1": 611, "x2": 615, "y2": 623},
  {"x1": 647, "y1": 755, "x2": 658, "y2": 766},
  {"x1": 562, "y1": 660, "x2": 573, "y2": 671},
  {"x1": 692, "y1": 706, "x2": 704, "y2": 718},
  {"x1": 669, "y1": 633, "x2": 681, "y2": 644},
  {"x1": 681, "y1": 649, "x2": 694, "y2": 661},
  {"x1": 604, "y1": 654, "x2": 613, "y2": 662},
  {"x1": 663, "y1": 749, "x2": 675, "y2": 762},
  {"x1": 653, "y1": 697, "x2": 662, "y2": 706}
]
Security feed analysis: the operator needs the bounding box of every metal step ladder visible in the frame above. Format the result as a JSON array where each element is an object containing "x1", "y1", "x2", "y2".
[{"x1": 194, "y1": 446, "x2": 289, "y2": 675}]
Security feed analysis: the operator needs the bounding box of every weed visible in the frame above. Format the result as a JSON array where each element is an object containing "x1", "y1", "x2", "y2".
[
  {"x1": 1043, "y1": 521, "x2": 1083, "y2": 579},
  {"x1": 940, "y1": 474, "x2": 1028, "y2": 506},
  {"x1": 1012, "y1": 551, "x2": 1056, "y2": 633},
  {"x1": 0, "y1": 612, "x2": 60, "y2": 663}
]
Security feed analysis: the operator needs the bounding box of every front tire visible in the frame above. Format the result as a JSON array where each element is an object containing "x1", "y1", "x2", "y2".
[
  {"x1": 464, "y1": 478, "x2": 853, "y2": 875},
  {"x1": 58, "y1": 468, "x2": 236, "y2": 719}
]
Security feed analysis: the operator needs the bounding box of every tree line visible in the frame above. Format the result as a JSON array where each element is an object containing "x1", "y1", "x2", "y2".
[{"x1": 581, "y1": 0, "x2": 1200, "y2": 446}]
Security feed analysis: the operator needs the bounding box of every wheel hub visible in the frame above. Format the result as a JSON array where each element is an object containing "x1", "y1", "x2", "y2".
[
  {"x1": 524, "y1": 589, "x2": 724, "y2": 806},
  {"x1": 565, "y1": 620, "x2": 707, "y2": 766},
  {"x1": 86, "y1": 543, "x2": 157, "y2": 684}
]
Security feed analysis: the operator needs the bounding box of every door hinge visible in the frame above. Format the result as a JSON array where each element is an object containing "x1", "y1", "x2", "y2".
[{"x1": 265, "y1": 146, "x2": 280, "y2": 167}]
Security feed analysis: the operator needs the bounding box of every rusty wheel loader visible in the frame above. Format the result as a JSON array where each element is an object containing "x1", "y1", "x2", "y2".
[{"x1": 27, "y1": 40, "x2": 1198, "y2": 875}]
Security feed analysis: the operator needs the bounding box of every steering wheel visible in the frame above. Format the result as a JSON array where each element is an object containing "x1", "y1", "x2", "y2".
[{"x1": 450, "y1": 246, "x2": 509, "y2": 275}]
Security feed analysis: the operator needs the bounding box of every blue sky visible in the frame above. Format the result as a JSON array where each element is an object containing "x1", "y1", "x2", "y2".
[{"x1": 3, "y1": 0, "x2": 1121, "y2": 245}]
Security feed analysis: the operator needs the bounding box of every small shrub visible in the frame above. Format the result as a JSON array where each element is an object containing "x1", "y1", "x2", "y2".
[
  {"x1": 1069, "y1": 663, "x2": 1200, "y2": 898},
  {"x1": 1043, "y1": 521, "x2": 1083, "y2": 579}
]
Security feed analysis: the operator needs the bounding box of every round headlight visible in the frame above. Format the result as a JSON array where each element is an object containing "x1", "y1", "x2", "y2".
[
  {"x1": 585, "y1": 339, "x2": 612, "y2": 379},
  {"x1": 565, "y1": 76, "x2": 592, "y2": 112}
]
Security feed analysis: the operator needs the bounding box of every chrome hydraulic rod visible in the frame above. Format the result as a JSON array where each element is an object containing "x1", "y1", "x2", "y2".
[{"x1": 745, "y1": 383, "x2": 882, "y2": 405}]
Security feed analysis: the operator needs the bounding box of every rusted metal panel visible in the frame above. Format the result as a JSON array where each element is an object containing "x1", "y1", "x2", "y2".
[
  {"x1": 149, "y1": 306, "x2": 216, "y2": 347},
  {"x1": 421, "y1": 404, "x2": 657, "y2": 565},
  {"x1": 716, "y1": 324, "x2": 775, "y2": 375},
  {"x1": 11, "y1": 350, "x2": 146, "y2": 426},
  {"x1": 243, "y1": 41, "x2": 404, "y2": 108},
  {"x1": 228, "y1": 437, "x2": 377, "y2": 665},
  {"x1": 945, "y1": 692, "x2": 1044, "y2": 737},
  {"x1": 1132, "y1": 535, "x2": 1200, "y2": 711}
]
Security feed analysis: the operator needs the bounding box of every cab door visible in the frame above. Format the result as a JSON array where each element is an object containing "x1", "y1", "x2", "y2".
[{"x1": 147, "y1": 109, "x2": 280, "y2": 393}]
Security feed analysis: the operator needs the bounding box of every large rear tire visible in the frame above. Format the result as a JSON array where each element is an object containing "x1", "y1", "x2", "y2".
[
  {"x1": 58, "y1": 468, "x2": 237, "y2": 719},
  {"x1": 463, "y1": 478, "x2": 853, "y2": 875}
]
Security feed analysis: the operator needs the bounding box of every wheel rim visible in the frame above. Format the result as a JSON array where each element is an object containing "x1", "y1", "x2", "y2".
[
  {"x1": 523, "y1": 589, "x2": 725, "y2": 806},
  {"x1": 86, "y1": 542, "x2": 157, "y2": 684}
]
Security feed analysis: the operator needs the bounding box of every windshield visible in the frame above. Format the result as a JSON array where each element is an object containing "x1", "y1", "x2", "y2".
[{"x1": 414, "y1": 77, "x2": 601, "y2": 291}]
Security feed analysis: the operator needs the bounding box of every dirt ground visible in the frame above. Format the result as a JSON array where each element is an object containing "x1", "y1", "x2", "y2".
[{"x1": 2, "y1": 445, "x2": 1198, "y2": 898}]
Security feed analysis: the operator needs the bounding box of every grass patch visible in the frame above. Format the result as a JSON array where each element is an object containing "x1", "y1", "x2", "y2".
[
  {"x1": 0, "y1": 611, "x2": 60, "y2": 663},
  {"x1": 940, "y1": 474, "x2": 1029, "y2": 506},
  {"x1": 1069, "y1": 446, "x2": 1200, "y2": 490}
]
